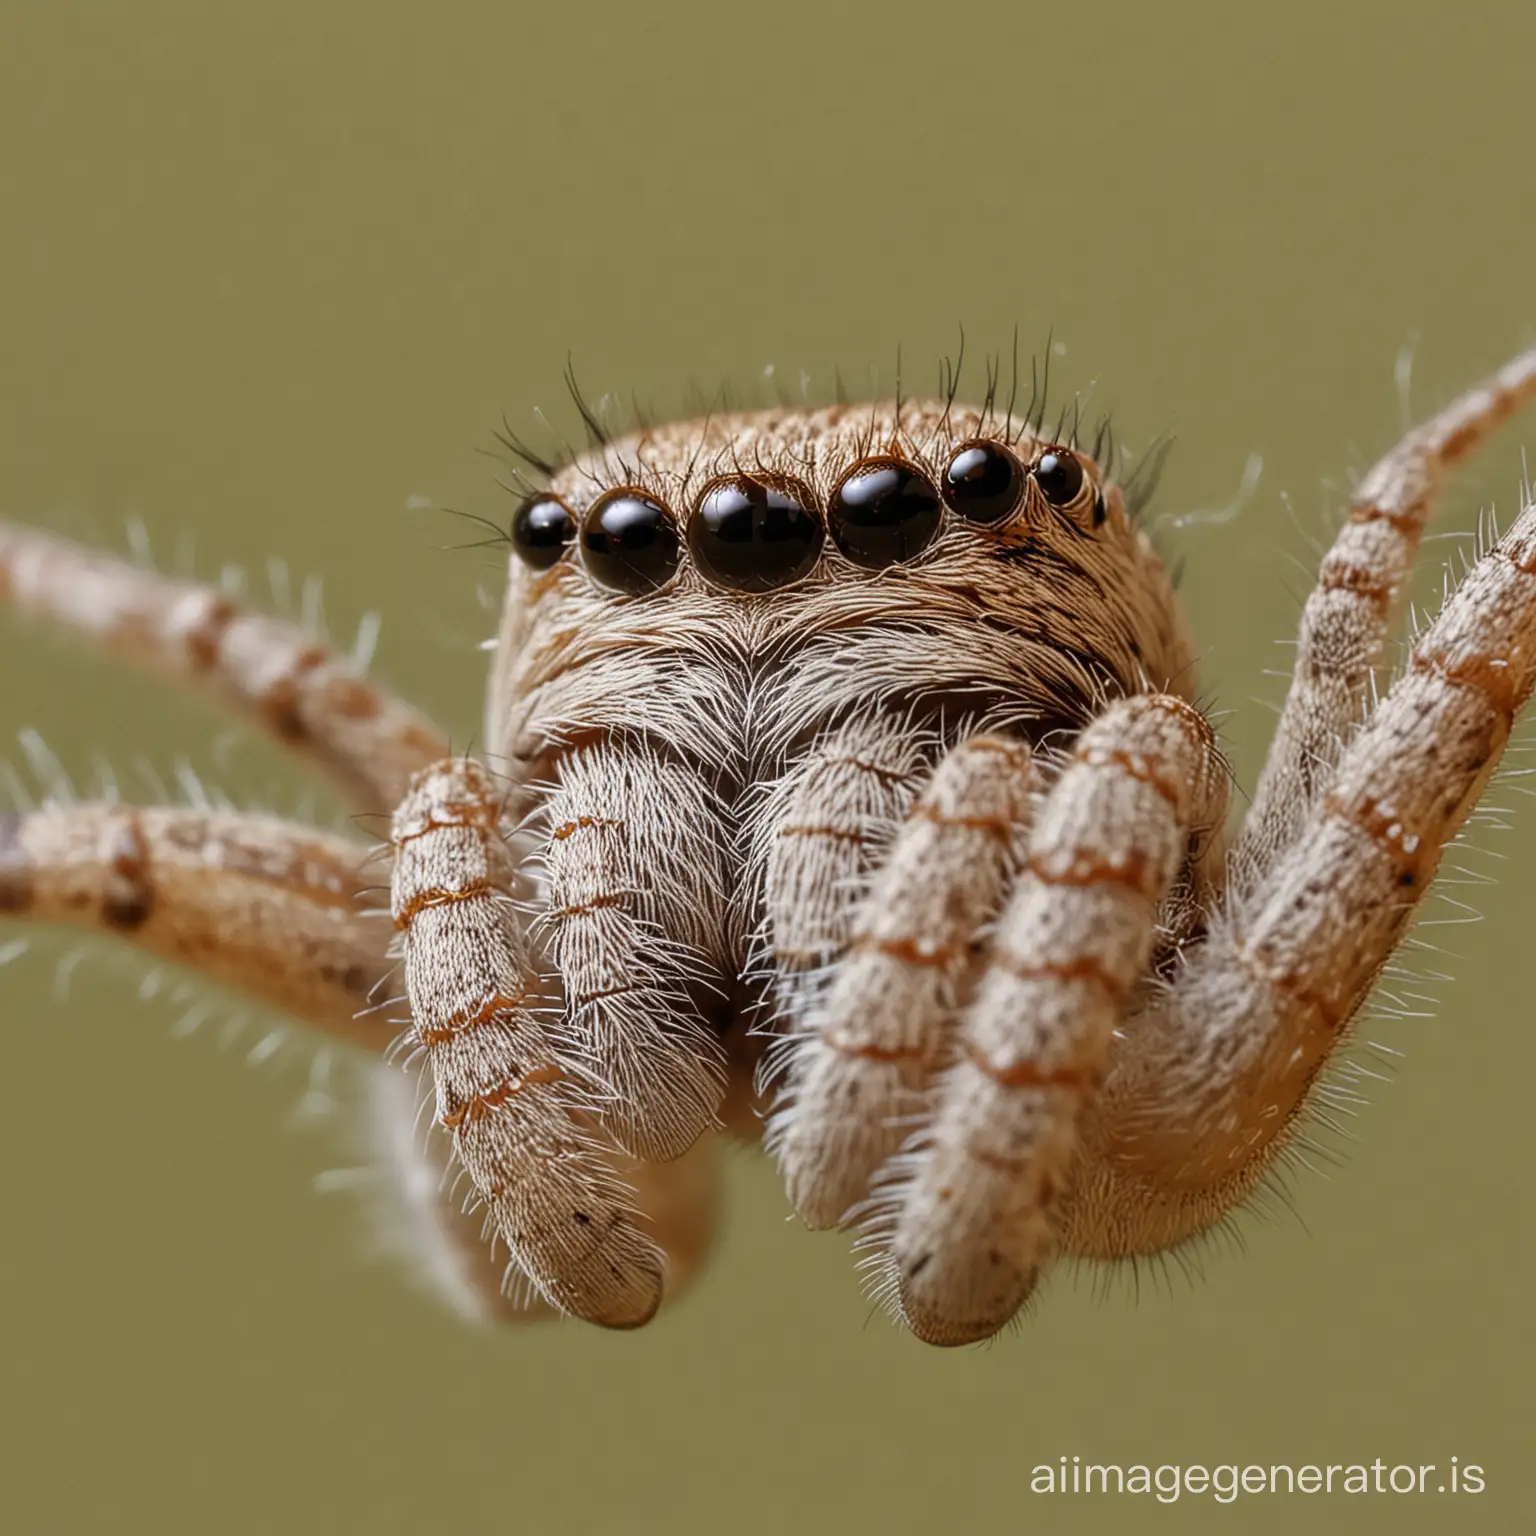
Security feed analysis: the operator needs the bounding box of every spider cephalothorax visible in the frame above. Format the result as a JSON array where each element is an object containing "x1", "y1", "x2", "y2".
[
  {"x1": 3, "y1": 349, "x2": 1535, "y2": 1345},
  {"x1": 491, "y1": 401, "x2": 1192, "y2": 764}
]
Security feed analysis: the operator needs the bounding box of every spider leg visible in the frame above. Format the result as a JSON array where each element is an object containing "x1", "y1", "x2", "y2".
[
  {"x1": 392, "y1": 758, "x2": 668, "y2": 1326},
  {"x1": 1074, "y1": 500, "x2": 1536, "y2": 1257},
  {"x1": 885, "y1": 696, "x2": 1226, "y2": 1345},
  {"x1": 0, "y1": 803, "x2": 392, "y2": 1044},
  {"x1": 362, "y1": 1059, "x2": 720, "y2": 1324},
  {"x1": 1234, "y1": 348, "x2": 1536, "y2": 880},
  {"x1": 540, "y1": 741, "x2": 738, "y2": 1160},
  {"x1": 0, "y1": 522, "x2": 449, "y2": 808},
  {"x1": 361, "y1": 1059, "x2": 560, "y2": 1322},
  {"x1": 769, "y1": 737, "x2": 1035, "y2": 1230}
]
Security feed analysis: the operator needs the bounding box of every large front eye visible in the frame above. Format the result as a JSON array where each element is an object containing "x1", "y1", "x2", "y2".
[
  {"x1": 511, "y1": 494, "x2": 575, "y2": 569},
  {"x1": 1031, "y1": 448, "x2": 1088, "y2": 510},
  {"x1": 580, "y1": 489, "x2": 680, "y2": 594},
  {"x1": 942, "y1": 441, "x2": 1024, "y2": 525},
  {"x1": 689, "y1": 474, "x2": 823, "y2": 592},
  {"x1": 828, "y1": 458, "x2": 942, "y2": 569}
]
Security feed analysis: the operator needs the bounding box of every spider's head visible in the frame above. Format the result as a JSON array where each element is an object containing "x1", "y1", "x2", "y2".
[
  {"x1": 504, "y1": 400, "x2": 1149, "y2": 585},
  {"x1": 490, "y1": 400, "x2": 1196, "y2": 769}
]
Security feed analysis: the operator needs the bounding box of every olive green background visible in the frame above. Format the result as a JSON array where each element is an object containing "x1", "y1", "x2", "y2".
[{"x1": 2, "y1": 2, "x2": 1533, "y2": 1532}]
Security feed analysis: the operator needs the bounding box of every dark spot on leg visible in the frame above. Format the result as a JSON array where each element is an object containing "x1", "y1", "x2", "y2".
[
  {"x1": 0, "y1": 811, "x2": 33, "y2": 913},
  {"x1": 264, "y1": 677, "x2": 308, "y2": 741},
  {"x1": 573, "y1": 1210, "x2": 591, "y2": 1226},
  {"x1": 102, "y1": 813, "x2": 154, "y2": 931},
  {"x1": 102, "y1": 889, "x2": 154, "y2": 930},
  {"x1": 263, "y1": 648, "x2": 328, "y2": 742},
  {"x1": 184, "y1": 594, "x2": 237, "y2": 670},
  {"x1": 324, "y1": 676, "x2": 381, "y2": 720}
]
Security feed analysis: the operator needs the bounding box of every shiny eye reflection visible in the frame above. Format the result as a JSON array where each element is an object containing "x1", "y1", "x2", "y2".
[
  {"x1": 510, "y1": 494, "x2": 575, "y2": 569},
  {"x1": 943, "y1": 441, "x2": 1024, "y2": 525},
  {"x1": 689, "y1": 475, "x2": 823, "y2": 592},
  {"x1": 580, "y1": 489, "x2": 680, "y2": 594},
  {"x1": 828, "y1": 458, "x2": 943, "y2": 569},
  {"x1": 1032, "y1": 448, "x2": 1087, "y2": 509}
]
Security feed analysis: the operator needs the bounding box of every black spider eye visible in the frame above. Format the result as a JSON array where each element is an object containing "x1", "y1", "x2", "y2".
[
  {"x1": 510, "y1": 494, "x2": 575, "y2": 569},
  {"x1": 1032, "y1": 448, "x2": 1087, "y2": 509},
  {"x1": 580, "y1": 489, "x2": 679, "y2": 594},
  {"x1": 689, "y1": 474, "x2": 823, "y2": 592},
  {"x1": 942, "y1": 441, "x2": 1024, "y2": 525},
  {"x1": 827, "y1": 458, "x2": 943, "y2": 569}
]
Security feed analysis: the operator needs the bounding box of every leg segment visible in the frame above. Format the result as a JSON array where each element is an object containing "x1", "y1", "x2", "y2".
[
  {"x1": 540, "y1": 743, "x2": 737, "y2": 1160},
  {"x1": 391, "y1": 759, "x2": 663, "y2": 1327},
  {"x1": 755, "y1": 714, "x2": 930, "y2": 1032},
  {"x1": 0, "y1": 522, "x2": 449, "y2": 809},
  {"x1": 360, "y1": 1060, "x2": 559, "y2": 1322},
  {"x1": 0, "y1": 804, "x2": 393, "y2": 1048},
  {"x1": 1076, "y1": 501, "x2": 1536, "y2": 1256},
  {"x1": 1235, "y1": 349, "x2": 1536, "y2": 880},
  {"x1": 889, "y1": 696, "x2": 1226, "y2": 1345},
  {"x1": 771, "y1": 737, "x2": 1035, "y2": 1230},
  {"x1": 361, "y1": 1060, "x2": 721, "y2": 1323}
]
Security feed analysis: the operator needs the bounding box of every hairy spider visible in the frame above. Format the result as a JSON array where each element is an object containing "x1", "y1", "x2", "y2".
[{"x1": 2, "y1": 348, "x2": 1534, "y2": 1345}]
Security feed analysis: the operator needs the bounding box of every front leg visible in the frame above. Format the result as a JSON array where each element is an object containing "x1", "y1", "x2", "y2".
[
  {"x1": 1075, "y1": 499, "x2": 1536, "y2": 1257},
  {"x1": 770, "y1": 736, "x2": 1036, "y2": 1230},
  {"x1": 1234, "y1": 348, "x2": 1536, "y2": 881},
  {"x1": 362, "y1": 1058, "x2": 720, "y2": 1324},
  {"x1": 888, "y1": 696, "x2": 1226, "y2": 1344},
  {"x1": 391, "y1": 758, "x2": 666, "y2": 1326}
]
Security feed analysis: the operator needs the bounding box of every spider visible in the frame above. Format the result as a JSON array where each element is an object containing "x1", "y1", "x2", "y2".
[{"x1": 2, "y1": 347, "x2": 1534, "y2": 1347}]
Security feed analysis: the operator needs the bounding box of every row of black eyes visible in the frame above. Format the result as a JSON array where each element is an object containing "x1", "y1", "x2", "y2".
[{"x1": 511, "y1": 440, "x2": 1098, "y2": 595}]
